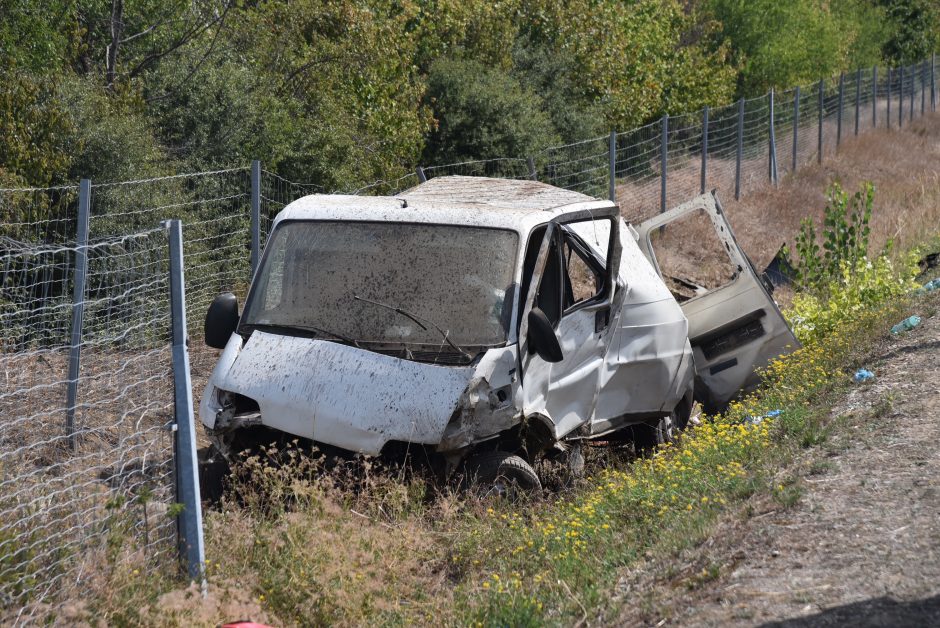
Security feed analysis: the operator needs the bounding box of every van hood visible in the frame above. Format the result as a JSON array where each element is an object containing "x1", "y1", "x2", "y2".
[{"x1": 202, "y1": 331, "x2": 475, "y2": 454}]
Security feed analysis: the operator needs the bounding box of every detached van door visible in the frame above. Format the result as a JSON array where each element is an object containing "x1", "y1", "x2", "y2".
[{"x1": 635, "y1": 193, "x2": 799, "y2": 413}]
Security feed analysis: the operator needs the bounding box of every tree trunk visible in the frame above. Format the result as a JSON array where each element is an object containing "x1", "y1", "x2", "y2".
[{"x1": 106, "y1": 0, "x2": 124, "y2": 88}]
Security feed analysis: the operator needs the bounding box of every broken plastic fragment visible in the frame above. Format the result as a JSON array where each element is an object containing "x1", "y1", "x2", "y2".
[
  {"x1": 744, "y1": 409, "x2": 781, "y2": 425},
  {"x1": 890, "y1": 315, "x2": 921, "y2": 335},
  {"x1": 913, "y1": 278, "x2": 940, "y2": 295}
]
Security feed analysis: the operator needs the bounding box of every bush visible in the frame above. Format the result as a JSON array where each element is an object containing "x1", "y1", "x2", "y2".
[
  {"x1": 786, "y1": 182, "x2": 874, "y2": 291},
  {"x1": 422, "y1": 57, "x2": 559, "y2": 165},
  {"x1": 786, "y1": 253, "x2": 920, "y2": 344}
]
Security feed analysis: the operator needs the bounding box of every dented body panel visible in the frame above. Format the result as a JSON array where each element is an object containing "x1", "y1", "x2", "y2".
[
  {"x1": 199, "y1": 177, "x2": 797, "y2": 465},
  {"x1": 202, "y1": 331, "x2": 475, "y2": 454}
]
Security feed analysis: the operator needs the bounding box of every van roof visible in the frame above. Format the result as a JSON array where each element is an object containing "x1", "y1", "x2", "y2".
[{"x1": 272, "y1": 176, "x2": 614, "y2": 234}]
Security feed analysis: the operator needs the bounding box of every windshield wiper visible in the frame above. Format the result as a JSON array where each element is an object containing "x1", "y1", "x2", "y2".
[
  {"x1": 353, "y1": 295, "x2": 472, "y2": 360},
  {"x1": 241, "y1": 322, "x2": 360, "y2": 348}
]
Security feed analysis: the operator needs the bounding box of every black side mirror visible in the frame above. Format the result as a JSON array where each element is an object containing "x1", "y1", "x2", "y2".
[
  {"x1": 527, "y1": 307, "x2": 563, "y2": 363},
  {"x1": 205, "y1": 293, "x2": 239, "y2": 349}
]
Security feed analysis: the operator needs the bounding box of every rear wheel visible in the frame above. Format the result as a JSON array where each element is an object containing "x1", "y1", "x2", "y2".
[{"x1": 466, "y1": 451, "x2": 542, "y2": 497}]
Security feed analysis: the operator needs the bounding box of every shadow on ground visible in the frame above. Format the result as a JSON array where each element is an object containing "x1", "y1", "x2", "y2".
[{"x1": 761, "y1": 594, "x2": 940, "y2": 627}]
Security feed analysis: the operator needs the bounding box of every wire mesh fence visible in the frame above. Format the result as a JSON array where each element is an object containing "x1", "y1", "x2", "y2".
[
  {"x1": 0, "y1": 54, "x2": 936, "y2": 621},
  {"x1": 0, "y1": 227, "x2": 179, "y2": 625}
]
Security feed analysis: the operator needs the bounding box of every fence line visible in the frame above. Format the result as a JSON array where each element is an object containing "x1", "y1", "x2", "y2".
[{"x1": 0, "y1": 224, "x2": 191, "y2": 624}]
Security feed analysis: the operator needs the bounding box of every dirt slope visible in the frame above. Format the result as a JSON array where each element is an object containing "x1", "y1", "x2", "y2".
[{"x1": 617, "y1": 291, "x2": 940, "y2": 627}]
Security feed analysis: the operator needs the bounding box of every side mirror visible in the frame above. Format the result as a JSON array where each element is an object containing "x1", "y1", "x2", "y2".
[
  {"x1": 527, "y1": 308, "x2": 563, "y2": 363},
  {"x1": 205, "y1": 293, "x2": 239, "y2": 349}
]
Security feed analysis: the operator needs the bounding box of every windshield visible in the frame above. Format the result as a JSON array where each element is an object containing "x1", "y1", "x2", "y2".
[{"x1": 241, "y1": 221, "x2": 519, "y2": 347}]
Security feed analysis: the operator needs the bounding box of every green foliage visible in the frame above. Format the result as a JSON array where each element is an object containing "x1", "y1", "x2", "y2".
[
  {"x1": 0, "y1": 0, "x2": 79, "y2": 73},
  {"x1": 511, "y1": 39, "x2": 605, "y2": 144},
  {"x1": 520, "y1": 0, "x2": 738, "y2": 129},
  {"x1": 878, "y1": 0, "x2": 940, "y2": 64},
  {"x1": 783, "y1": 180, "x2": 920, "y2": 344},
  {"x1": 0, "y1": 71, "x2": 74, "y2": 187},
  {"x1": 0, "y1": 0, "x2": 935, "y2": 190},
  {"x1": 702, "y1": 0, "x2": 889, "y2": 95},
  {"x1": 422, "y1": 57, "x2": 559, "y2": 165},
  {"x1": 786, "y1": 252, "x2": 920, "y2": 343},
  {"x1": 234, "y1": 0, "x2": 432, "y2": 188},
  {"x1": 787, "y1": 182, "x2": 874, "y2": 291},
  {"x1": 58, "y1": 76, "x2": 170, "y2": 183}
]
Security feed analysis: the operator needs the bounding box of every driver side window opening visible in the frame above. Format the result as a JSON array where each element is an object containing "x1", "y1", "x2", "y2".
[
  {"x1": 535, "y1": 232, "x2": 564, "y2": 328},
  {"x1": 562, "y1": 237, "x2": 602, "y2": 310},
  {"x1": 532, "y1": 228, "x2": 606, "y2": 329}
]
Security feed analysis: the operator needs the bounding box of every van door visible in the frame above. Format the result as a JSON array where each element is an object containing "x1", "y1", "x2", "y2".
[
  {"x1": 518, "y1": 208, "x2": 621, "y2": 438},
  {"x1": 635, "y1": 193, "x2": 799, "y2": 413}
]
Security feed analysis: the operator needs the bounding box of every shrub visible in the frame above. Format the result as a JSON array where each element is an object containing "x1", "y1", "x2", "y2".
[
  {"x1": 786, "y1": 253, "x2": 920, "y2": 343},
  {"x1": 786, "y1": 182, "x2": 874, "y2": 291},
  {"x1": 422, "y1": 57, "x2": 559, "y2": 165}
]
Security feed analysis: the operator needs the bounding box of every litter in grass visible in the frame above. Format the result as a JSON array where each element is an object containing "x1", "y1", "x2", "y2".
[
  {"x1": 890, "y1": 315, "x2": 921, "y2": 334},
  {"x1": 913, "y1": 278, "x2": 940, "y2": 295},
  {"x1": 745, "y1": 409, "x2": 782, "y2": 425},
  {"x1": 853, "y1": 368, "x2": 875, "y2": 383}
]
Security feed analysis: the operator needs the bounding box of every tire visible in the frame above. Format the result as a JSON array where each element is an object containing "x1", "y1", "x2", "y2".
[
  {"x1": 466, "y1": 451, "x2": 542, "y2": 497},
  {"x1": 632, "y1": 411, "x2": 677, "y2": 454}
]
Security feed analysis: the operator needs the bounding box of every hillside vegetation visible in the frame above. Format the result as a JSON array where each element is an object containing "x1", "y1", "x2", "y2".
[{"x1": 1, "y1": 0, "x2": 938, "y2": 192}]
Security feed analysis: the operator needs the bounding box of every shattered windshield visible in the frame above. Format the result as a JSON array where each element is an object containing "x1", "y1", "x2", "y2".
[{"x1": 241, "y1": 220, "x2": 519, "y2": 347}]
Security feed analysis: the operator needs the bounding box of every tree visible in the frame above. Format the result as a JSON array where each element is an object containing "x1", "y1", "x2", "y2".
[
  {"x1": 422, "y1": 57, "x2": 559, "y2": 165},
  {"x1": 701, "y1": 0, "x2": 888, "y2": 95},
  {"x1": 877, "y1": 0, "x2": 940, "y2": 65}
]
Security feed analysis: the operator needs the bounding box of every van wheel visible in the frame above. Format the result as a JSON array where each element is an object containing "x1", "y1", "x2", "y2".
[
  {"x1": 632, "y1": 411, "x2": 677, "y2": 454},
  {"x1": 467, "y1": 451, "x2": 542, "y2": 497}
]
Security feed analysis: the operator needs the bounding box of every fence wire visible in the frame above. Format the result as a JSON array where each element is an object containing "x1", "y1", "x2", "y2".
[{"x1": 0, "y1": 228, "x2": 177, "y2": 625}]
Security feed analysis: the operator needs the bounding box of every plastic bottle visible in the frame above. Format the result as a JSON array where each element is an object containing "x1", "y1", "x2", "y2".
[{"x1": 890, "y1": 315, "x2": 921, "y2": 334}]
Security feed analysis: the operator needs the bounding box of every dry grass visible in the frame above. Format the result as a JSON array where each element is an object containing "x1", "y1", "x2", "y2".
[
  {"x1": 717, "y1": 113, "x2": 940, "y2": 270},
  {"x1": 617, "y1": 111, "x2": 940, "y2": 273},
  {"x1": 618, "y1": 114, "x2": 940, "y2": 302}
]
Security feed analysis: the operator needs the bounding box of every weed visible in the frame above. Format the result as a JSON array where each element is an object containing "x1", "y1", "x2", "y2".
[
  {"x1": 786, "y1": 181, "x2": 873, "y2": 291},
  {"x1": 773, "y1": 481, "x2": 803, "y2": 509},
  {"x1": 872, "y1": 393, "x2": 895, "y2": 419}
]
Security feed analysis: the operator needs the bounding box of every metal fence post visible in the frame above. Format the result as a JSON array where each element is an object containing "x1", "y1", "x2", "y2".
[
  {"x1": 817, "y1": 80, "x2": 824, "y2": 163},
  {"x1": 416, "y1": 166, "x2": 427, "y2": 183},
  {"x1": 64, "y1": 178, "x2": 91, "y2": 451},
  {"x1": 899, "y1": 65, "x2": 904, "y2": 127},
  {"x1": 527, "y1": 157, "x2": 538, "y2": 182},
  {"x1": 769, "y1": 90, "x2": 777, "y2": 184},
  {"x1": 167, "y1": 219, "x2": 206, "y2": 586},
  {"x1": 836, "y1": 72, "x2": 844, "y2": 147},
  {"x1": 792, "y1": 86, "x2": 800, "y2": 172},
  {"x1": 872, "y1": 66, "x2": 878, "y2": 128},
  {"x1": 700, "y1": 106, "x2": 708, "y2": 194},
  {"x1": 932, "y1": 54, "x2": 936, "y2": 111},
  {"x1": 922, "y1": 60, "x2": 927, "y2": 116},
  {"x1": 855, "y1": 68, "x2": 861, "y2": 135},
  {"x1": 250, "y1": 160, "x2": 261, "y2": 277},
  {"x1": 660, "y1": 114, "x2": 668, "y2": 214},
  {"x1": 608, "y1": 130, "x2": 616, "y2": 202},
  {"x1": 910, "y1": 63, "x2": 916, "y2": 120},
  {"x1": 735, "y1": 98, "x2": 744, "y2": 200},
  {"x1": 887, "y1": 67, "x2": 892, "y2": 129}
]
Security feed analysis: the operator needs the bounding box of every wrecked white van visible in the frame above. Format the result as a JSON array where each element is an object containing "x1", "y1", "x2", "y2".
[{"x1": 199, "y1": 176, "x2": 797, "y2": 489}]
